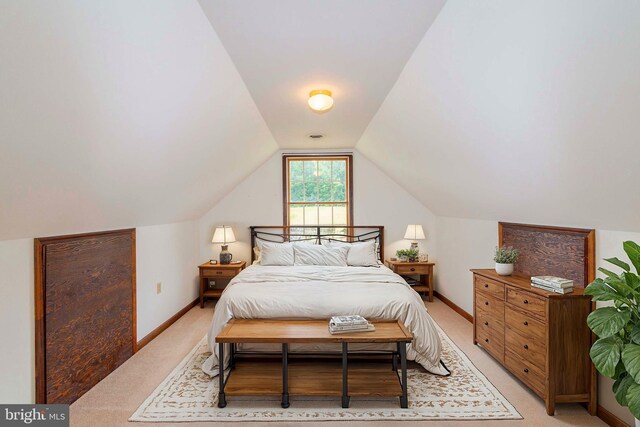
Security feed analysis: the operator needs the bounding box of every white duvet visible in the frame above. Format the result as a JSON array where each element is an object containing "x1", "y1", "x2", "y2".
[{"x1": 202, "y1": 265, "x2": 449, "y2": 376}]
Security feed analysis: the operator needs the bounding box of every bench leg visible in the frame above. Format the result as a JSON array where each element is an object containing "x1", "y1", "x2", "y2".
[
  {"x1": 281, "y1": 343, "x2": 290, "y2": 408},
  {"x1": 218, "y1": 343, "x2": 227, "y2": 408},
  {"x1": 399, "y1": 342, "x2": 408, "y2": 408},
  {"x1": 342, "y1": 342, "x2": 350, "y2": 408}
]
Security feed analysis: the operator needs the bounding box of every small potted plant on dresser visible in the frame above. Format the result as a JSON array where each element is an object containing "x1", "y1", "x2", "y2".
[
  {"x1": 585, "y1": 241, "x2": 640, "y2": 426},
  {"x1": 493, "y1": 246, "x2": 519, "y2": 276},
  {"x1": 396, "y1": 249, "x2": 419, "y2": 262}
]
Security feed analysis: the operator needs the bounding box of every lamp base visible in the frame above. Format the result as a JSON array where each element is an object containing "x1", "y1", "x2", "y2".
[
  {"x1": 220, "y1": 245, "x2": 233, "y2": 264},
  {"x1": 409, "y1": 241, "x2": 419, "y2": 252}
]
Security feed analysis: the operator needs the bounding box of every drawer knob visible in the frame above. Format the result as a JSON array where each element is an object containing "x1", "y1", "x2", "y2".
[
  {"x1": 410, "y1": 268, "x2": 416, "y2": 272},
  {"x1": 485, "y1": 338, "x2": 489, "y2": 343},
  {"x1": 484, "y1": 284, "x2": 489, "y2": 288},
  {"x1": 523, "y1": 321, "x2": 528, "y2": 326},
  {"x1": 523, "y1": 299, "x2": 529, "y2": 304},
  {"x1": 485, "y1": 301, "x2": 489, "y2": 305},
  {"x1": 523, "y1": 344, "x2": 529, "y2": 349},
  {"x1": 524, "y1": 368, "x2": 529, "y2": 373},
  {"x1": 484, "y1": 321, "x2": 488, "y2": 326}
]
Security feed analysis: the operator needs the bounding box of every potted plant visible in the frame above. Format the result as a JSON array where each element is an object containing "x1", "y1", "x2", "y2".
[
  {"x1": 396, "y1": 248, "x2": 419, "y2": 262},
  {"x1": 493, "y1": 246, "x2": 519, "y2": 276},
  {"x1": 584, "y1": 241, "x2": 640, "y2": 425}
]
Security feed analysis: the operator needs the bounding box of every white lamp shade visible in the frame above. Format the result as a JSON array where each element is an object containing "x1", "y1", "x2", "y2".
[
  {"x1": 212, "y1": 226, "x2": 236, "y2": 244},
  {"x1": 308, "y1": 89, "x2": 334, "y2": 112},
  {"x1": 404, "y1": 224, "x2": 426, "y2": 241}
]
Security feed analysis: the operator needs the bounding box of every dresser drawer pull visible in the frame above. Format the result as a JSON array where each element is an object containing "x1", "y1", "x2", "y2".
[
  {"x1": 484, "y1": 321, "x2": 488, "y2": 326},
  {"x1": 485, "y1": 338, "x2": 489, "y2": 343},
  {"x1": 410, "y1": 268, "x2": 415, "y2": 272},
  {"x1": 485, "y1": 301, "x2": 489, "y2": 305},
  {"x1": 484, "y1": 284, "x2": 489, "y2": 288},
  {"x1": 523, "y1": 321, "x2": 528, "y2": 326},
  {"x1": 523, "y1": 299, "x2": 529, "y2": 304},
  {"x1": 523, "y1": 344, "x2": 528, "y2": 349},
  {"x1": 523, "y1": 368, "x2": 529, "y2": 373}
]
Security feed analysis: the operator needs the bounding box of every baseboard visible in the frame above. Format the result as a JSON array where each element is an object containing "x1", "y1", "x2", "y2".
[
  {"x1": 136, "y1": 297, "x2": 199, "y2": 350},
  {"x1": 598, "y1": 405, "x2": 631, "y2": 427},
  {"x1": 433, "y1": 291, "x2": 473, "y2": 323}
]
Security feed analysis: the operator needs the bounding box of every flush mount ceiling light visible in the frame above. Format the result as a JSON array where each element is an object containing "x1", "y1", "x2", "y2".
[{"x1": 308, "y1": 89, "x2": 334, "y2": 112}]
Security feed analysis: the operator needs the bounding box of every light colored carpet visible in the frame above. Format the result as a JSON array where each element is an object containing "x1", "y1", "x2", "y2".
[
  {"x1": 70, "y1": 298, "x2": 607, "y2": 426},
  {"x1": 129, "y1": 323, "x2": 520, "y2": 422}
]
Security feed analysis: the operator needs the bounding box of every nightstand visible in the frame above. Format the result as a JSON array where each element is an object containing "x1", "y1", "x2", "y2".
[
  {"x1": 385, "y1": 260, "x2": 435, "y2": 302},
  {"x1": 198, "y1": 261, "x2": 246, "y2": 308}
]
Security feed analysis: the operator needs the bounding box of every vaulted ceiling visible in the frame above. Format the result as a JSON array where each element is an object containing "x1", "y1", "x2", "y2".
[{"x1": 198, "y1": 0, "x2": 446, "y2": 148}]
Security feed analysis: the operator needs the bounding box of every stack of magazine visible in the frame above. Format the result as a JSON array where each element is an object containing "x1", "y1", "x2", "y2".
[
  {"x1": 531, "y1": 276, "x2": 574, "y2": 294},
  {"x1": 329, "y1": 315, "x2": 376, "y2": 334}
]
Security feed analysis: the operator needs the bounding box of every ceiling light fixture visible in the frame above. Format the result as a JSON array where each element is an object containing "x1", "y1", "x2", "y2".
[{"x1": 308, "y1": 89, "x2": 334, "y2": 112}]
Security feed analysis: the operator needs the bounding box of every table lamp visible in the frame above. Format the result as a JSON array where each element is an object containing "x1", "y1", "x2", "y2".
[
  {"x1": 212, "y1": 225, "x2": 236, "y2": 264},
  {"x1": 404, "y1": 224, "x2": 426, "y2": 252}
]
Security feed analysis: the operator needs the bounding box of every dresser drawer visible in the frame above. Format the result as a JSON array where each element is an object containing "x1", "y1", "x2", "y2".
[
  {"x1": 505, "y1": 325, "x2": 546, "y2": 371},
  {"x1": 202, "y1": 268, "x2": 239, "y2": 278},
  {"x1": 476, "y1": 323, "x2": 504, "y2": 363},
  {"x1": 395, "y1": 265, "x2": 429, "y2": 275},
  {"x1": 475, "y1": 293, "x2": 505, "y2": 321},
  {"x1": 476, "y1": 307, "x2": 504, "y2": 333},
  {"x1": 505, "y1": 349, "x2": 545, "y2": 396},
  {"x1": 505, "y1": 305, "x2": 545, "y2": 341},
  {"x1": 474, "y1": 276, "x2": 505, "y2": 300},
  {"x1": 506, "y1": 286, "x2": 546, "y2": 319}
]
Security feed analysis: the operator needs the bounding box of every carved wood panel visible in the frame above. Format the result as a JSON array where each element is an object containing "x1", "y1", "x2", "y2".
[
  {"x1": 499, "y1": 223, "x2": 595, "y2": 287},
  {"x1": 35, "y1": 229, "x2": 136, "y2": 404}
]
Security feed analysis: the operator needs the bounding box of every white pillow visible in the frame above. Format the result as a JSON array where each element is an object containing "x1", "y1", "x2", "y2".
[
  {"x1": 293, "y1": 244, "x2": 349, "y2": 266},
  {"x1": 325, "y1": 240, "x2": 379, "y2": 267},
  {"x1": 259, "y1": 241, "x2": 294, "y2": 266}
]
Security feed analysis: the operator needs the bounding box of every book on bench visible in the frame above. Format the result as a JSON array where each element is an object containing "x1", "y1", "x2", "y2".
[{"x1": 329, "y1": 315, "x2": 375, "y2": 334}]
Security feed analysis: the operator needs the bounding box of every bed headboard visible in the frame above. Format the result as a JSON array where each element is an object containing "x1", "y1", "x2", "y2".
[
  {"x1": 250, "y1": 226, "x2": 384, "y2": 263},
  {"x1": 498, "y1": 222, "x2": 595, "y2": 288}
]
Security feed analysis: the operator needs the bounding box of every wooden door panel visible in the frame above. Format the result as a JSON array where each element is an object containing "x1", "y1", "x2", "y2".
[{"x1": 36, "y1": 229, "x2": 136, "y2": 404}]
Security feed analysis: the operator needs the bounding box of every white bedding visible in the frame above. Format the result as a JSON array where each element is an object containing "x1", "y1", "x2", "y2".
[{"x1": 202, "y1": 264, "x2": 449, "y2": 376}]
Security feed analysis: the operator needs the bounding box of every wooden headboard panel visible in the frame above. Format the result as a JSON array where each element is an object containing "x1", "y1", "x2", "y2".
[{"x1": 498, "y1": 222, "x2": 595, "y2": 288}]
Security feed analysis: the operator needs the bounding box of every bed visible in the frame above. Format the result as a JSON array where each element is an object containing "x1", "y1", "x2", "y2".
[{"x1": 202, "y1": 226, "x2": 449, "y2": 377}]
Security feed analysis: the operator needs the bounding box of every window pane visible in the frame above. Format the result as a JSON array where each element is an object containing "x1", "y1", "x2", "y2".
[
  {"x1": 290, "y1": 182, "x2": 304, "y2": 202},
  {"x1": 318, "y1": 181, "x2": 332, "y2": 202},
  {"x1": 289, "y1": 161, "x2": 303, "y2": 181},
  {"x1": 333, "y1": 204, "x2": 347, "y2": 225},
  {"x1": 332, "y1": 160, "x2": 346, "y2": 181},
  {"x1": 289, "y1": 206, "x2": 304, "y2": 225},
  {"x1": 318, "y1": 204, "x2": 332, "y2": 225},
  {"x1": 304, "y1": 205, "x2": 318, "y2": 225},
  {"x1": 303, "y1": 160, "x2": 318, "y2": 180},
  {"x1": 332, "y1": 181, "x2": 346, "y2": 202},
  {"x1": 318, "y1": 161, "x2": 332, "y2": 180},
  {"x1": 304, "y1": 182, "x2": 318, "y2": 202}
]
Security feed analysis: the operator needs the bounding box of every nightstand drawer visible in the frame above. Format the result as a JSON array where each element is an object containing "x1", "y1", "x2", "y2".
[
  {"x1": 395, "y1": 265, "x2": 429, "y2": 275},
  {"x1": 202, "y1": 268, "x2": 239, "y2": 278}
]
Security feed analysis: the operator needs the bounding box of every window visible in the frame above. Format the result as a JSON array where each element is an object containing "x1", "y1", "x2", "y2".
[{"x1": 283, "y1": 155, "x2": 353, "y2": 229}]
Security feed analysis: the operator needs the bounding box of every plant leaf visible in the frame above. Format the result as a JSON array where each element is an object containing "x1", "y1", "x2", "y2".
[
  {"x1": 590, "y1": 336, "x2": 622, "y2": 378},
  {"x1": 604, "y1": 274, "x2": 634, "y2": 297},
  {"x1": 623, "y1": 344, "x2": 640, "y2": 384},
  {"x1": 605, "y1": 257, "x2": 631, "y2": 272},
  {"x1": 624, "y1": 241, "x2": 640, "y2": 275},
  {"x1": 584, "y1": 278, "x2": 622, "y2": 302},
  {"x1": 624, "y1": 272, "x2": 640, "y2": 291},
  {"x1": 614, "y1": 374, "x2": 634, "y2": 406},
  {"x1": 587, "y1": 307, "x2": 631, "y2": 338},
  {"x1": 599, "y1": 267, "x2": 621, "y2": 279},
  {"x1": 631, "y1": 322, "x2": 640, "y2": 345},
  {"x1": 627, "y1": 382, "x2": 640, "y2": 419}
]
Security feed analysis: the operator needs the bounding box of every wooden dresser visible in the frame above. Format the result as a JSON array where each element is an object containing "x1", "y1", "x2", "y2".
[{"x1": 472, "y1": 222, "x2": 597, "y2": 416}]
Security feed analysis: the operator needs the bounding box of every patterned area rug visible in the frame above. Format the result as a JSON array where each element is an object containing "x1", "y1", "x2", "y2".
[{"x1": 130, "y1": 324, "x2": 521, "y2": 422}]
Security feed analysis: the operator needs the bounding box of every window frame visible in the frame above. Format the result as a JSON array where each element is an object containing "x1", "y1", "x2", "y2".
[{"x1": 282, "y1": 154, "x2": 353, "y2": 227}]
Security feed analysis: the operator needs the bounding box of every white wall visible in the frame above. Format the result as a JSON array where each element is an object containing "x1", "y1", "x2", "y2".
[
  {"x1": 0, "y1": 221, "x2": 199, "y2": 404},
  {"x1": 136, "y1": 221, "x2": 200, "y2": 338},
  {"x1": 434, "y1": 216, "x2": 639, "y2": 425},
  {"x1": 199, "y1": 150, "x2": 437, "y2": 263}
]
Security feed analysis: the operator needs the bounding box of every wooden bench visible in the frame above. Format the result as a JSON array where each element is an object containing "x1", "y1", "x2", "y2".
[{"x1": 215, "y1": 319, "x2": 413, "y2": 408}]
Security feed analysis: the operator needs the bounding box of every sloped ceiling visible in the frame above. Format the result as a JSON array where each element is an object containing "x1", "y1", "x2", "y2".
[
  {"x1": 358, "y1": 0, "x2": 640, "y2": 232},
  {"x1": 198, "y1": 0, "x2": 446, "y2": 148},
  {"x1": 0, "y1": 0, "x2": 277, "y2": 240}
]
